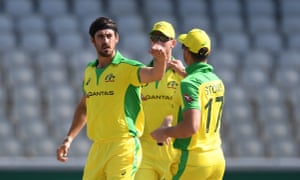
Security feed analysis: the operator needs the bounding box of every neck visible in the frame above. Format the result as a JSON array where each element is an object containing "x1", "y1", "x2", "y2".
[
  {"x1": 97, "y1": 51, "x2": 116, "y2": 68},
  {"x1": 97, "y1": 57, "x2": 111, "y2": 68},
  {"x1": 167, "y1": 54, "x2": 172, "y2": 62}
]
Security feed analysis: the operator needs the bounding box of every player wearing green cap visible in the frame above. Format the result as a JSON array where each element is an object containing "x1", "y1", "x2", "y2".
[
  {"x1": 135, "y1": 21, "x2": 186, "y2": 180},
  {"x1": 151, "y1": 28, "x2": 226, "y2": 180}
]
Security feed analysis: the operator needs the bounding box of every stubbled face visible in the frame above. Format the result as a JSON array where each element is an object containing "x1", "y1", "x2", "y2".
[{"x1": 91, "y1": 29, "x2": 119, "y2": 57}]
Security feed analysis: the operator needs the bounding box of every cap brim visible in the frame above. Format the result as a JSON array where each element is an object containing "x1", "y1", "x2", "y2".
[
  {"x1": 178, "y1": 34, "x2": 187, "y2": 44},
  {"x1": 150, "y1": 29, "x2": 162, "y2": 35},
  {"x1": 150, "y1": 29, "x2": 169, "y2": 38}
]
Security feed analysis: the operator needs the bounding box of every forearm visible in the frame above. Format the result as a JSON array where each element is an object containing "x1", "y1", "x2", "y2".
[
  {"x1": 66, "y1": 104, "x2": 87, "y2": 140},
  {"x1": 57, "y1": 101, "x2": 86, "y2": 162},
  {"x1": 151, "y1": 59, "x2": 167, "y2": 80},
  {"x1": 65, "y1": 97, "x2": 87, "y2": 142},
  {"x1": 165, "y1": 109, "x2": 200, "y2": 138},
  {"x1": 168, "y1": 60, "x2": 187, "y2": 77},
  {"x1": 164, "y1": 123, "x2": 194, "y2": 139},
  {"x1": 140, "y1": 60, "x2": 167, "y2": 83},
  {"x1": 168, "y1": 59, "x2": 187, "y2": 77},
  {"x1": 175, "y1": 68, "x2": 187, "y2": 77}
]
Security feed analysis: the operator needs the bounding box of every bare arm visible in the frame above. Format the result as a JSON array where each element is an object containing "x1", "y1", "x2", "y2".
[
  {"x1": 168, "y1": 59, "x2": 187, "y2": 77},
  {"x1": 56, "y1": 96, "x2": 87, "y2": 162},
  {"x1": 151, "y1": 109, "x2": 200, "y2": 143},
  {"x1": 139, "y1": 44, "x2": 167, "y2": 83}
]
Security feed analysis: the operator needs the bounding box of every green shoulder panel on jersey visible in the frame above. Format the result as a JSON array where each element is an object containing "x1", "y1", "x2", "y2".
[
  {"x1": 85, "y1": 58, "x2": 144, "y2": 68},
  {"x1": 113, "y1": 50, "x2": 145, "y2": 67},
  {"x1": 84, "y1": 51, "x2": 145, "y2": 68},
  {"x1": 120, "y1": 58, "x2": 145, "y2": 67},
  {"x1": 86, "y1": 60, "x2": 97, "y2": 67}
]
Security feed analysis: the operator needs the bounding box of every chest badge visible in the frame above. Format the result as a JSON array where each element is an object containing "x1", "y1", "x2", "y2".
[{"x1": 105, "y1": 73, "x2": 115, "y2": 82}]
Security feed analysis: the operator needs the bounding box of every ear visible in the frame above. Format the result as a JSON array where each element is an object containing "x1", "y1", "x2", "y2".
[
  {"x1": 90, "y1": 37, "x2": 95, "y2": 44},
  {"x1": 115, "y1": 33, "x2": 119, "y2": 43},
  {"x1": 171, "y1": 39, "x2": 176, "y2": 48}
]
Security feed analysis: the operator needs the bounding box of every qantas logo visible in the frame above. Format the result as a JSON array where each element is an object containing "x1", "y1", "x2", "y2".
[
  {"x1": 86, "y1": 91, "x2": 114, "y2": 98},
  {"x1": 141, "y1": 94, "x2": 173, "y2": 101}
]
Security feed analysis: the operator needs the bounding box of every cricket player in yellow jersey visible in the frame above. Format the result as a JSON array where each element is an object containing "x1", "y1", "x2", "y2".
[
  {"x1": 135, "y1": 21, "x2": 186, "y2": 180},
  {"x1": 151, "y1": 29, "x2": 226, "y2": 180},
  {"x1": 56, "y1": 17, "x2": 168, "y2": 180}
]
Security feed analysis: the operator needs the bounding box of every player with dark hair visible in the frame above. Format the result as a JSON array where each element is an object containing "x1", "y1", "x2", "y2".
[{"x1": 56, "y1": 16, "x2": 168, "y2": 180}]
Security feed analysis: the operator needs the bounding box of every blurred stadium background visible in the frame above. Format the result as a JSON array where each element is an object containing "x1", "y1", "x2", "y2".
[{"x1": 0, "y1": 0, "x2": 300, "y2": 179}]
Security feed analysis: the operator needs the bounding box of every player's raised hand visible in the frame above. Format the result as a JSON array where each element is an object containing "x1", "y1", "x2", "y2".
[{"x1": 149, "y1": 43, "x2": 167, "y2": 62}]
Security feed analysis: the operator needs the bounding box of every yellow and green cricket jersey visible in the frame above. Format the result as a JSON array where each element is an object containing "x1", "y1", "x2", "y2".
[
  {"x1": 141, "y1": 64, "x2": 183, "y2": 138},
  {"x1": 82, "y1": 51, "x2": 145, "y2": 141},
  {"x1": 174, "y1": 62, "x2": 225, "y2": 152}
]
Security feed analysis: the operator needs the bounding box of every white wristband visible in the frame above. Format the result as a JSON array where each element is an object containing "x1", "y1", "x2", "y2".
[{"x1": 63, "y1": 136, "x2": 73, "y2": 143}]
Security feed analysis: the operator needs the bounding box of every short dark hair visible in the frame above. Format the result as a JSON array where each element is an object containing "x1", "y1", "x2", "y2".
[
  {"x1": 182, "y1": 44, "x2": 209, "y2": 62},
  {"x1": 192, "y1": 47, "x2": 210, "y2": 61},
  {"x1": 89, "y1": 17, "x2": 118, "y2": 37}
]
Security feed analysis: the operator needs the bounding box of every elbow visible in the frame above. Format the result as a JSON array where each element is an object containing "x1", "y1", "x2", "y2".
[
  {"x1": 179, "y1": 132, "x2": 194, "y2": 138},
  {"x1": 190, "y1": 127, "x2": 198, "y2": 135},
  {"x1": 153, "y1": 73, "x2": 164, "y2": 81},
  {"x1": 179, "y1": 128, "x2": 197, "y2": 138},
  {"x1": 190, "y1": 123, "x2": 200, "y2": 134},
  {"x1": 156, "y1": 76, "x2": 163, "y2": 81},
  {"x1": 181, "y1": 125, "x2": 198, "y2": 138}
]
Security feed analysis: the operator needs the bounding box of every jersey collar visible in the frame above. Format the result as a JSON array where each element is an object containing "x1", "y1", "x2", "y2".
[
  {"x1": 186, "y1": 62, "x2": 213, "y2": 74},
  {"x1": 111, "y1": 50, "x2": 124, "y2": 64},
  {"x1": 90, "y1": 50, "x2": 125, "y2": 67}
]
